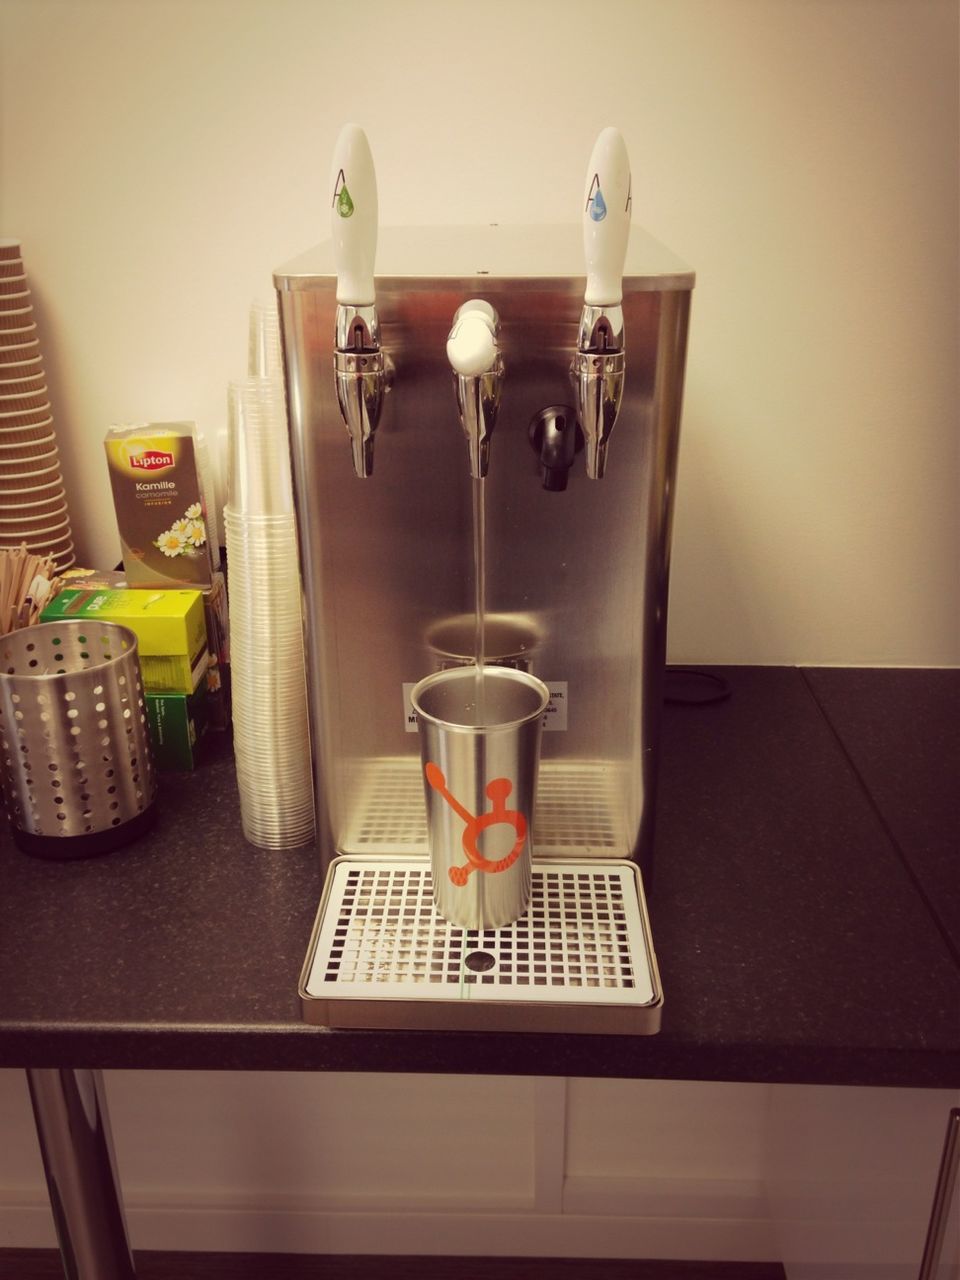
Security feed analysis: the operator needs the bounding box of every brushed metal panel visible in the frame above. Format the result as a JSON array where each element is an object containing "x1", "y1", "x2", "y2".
[{"x1": 276, "y1": 226, "x2": 691, "y2": 883}]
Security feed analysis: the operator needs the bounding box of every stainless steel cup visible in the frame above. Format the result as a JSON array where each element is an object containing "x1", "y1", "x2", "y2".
[{"x1": 411, "y1": 665, "x2": 550, "y2": 930}]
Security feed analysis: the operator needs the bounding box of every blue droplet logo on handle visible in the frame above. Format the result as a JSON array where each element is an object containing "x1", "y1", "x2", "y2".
[{"x1": 590, "y1": 186, "x2": 607, "y2": 222}]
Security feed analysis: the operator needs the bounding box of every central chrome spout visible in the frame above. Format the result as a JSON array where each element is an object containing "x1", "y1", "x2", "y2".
[{"x1": 447, "y1": 300, "x2": 503, "y2": 479}]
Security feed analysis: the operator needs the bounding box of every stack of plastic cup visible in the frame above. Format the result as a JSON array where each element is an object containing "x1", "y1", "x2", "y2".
[
  {"x1": 224, "y1": 371, "x2": 314, "y2": 850},
  {"x1": 248, "y1": 298, "x2": 283, "y2": 380},
  {"x1": 0, "y1": 239, "x2": 75, "y2": 571},
  {"x1": 212, "y1": 299, "x2": 282, "y2": 540}
]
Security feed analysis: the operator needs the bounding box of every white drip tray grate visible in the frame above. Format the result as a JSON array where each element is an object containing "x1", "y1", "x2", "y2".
[{"x1": 299, "y1": 856, "x2": 662, "y2": 1034}]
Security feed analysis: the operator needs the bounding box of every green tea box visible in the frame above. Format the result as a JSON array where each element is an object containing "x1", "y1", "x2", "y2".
[
  {"x1": 53, "y1": 569, "x2": 229, "y2": 725},
  {"x1": 41, "y1": 587, "x2": 208, "y2": 694},
  {"x1": 104, "y1": 423, "x2": 214, "y2": 589},
  {"x1": 145, "y1": 685, "x2": 209, "y2": 770}
]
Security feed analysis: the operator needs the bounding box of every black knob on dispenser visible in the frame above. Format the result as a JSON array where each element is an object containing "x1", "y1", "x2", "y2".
[{"x1": 529, "y1": 405, "x2": 582, "y2": 492}]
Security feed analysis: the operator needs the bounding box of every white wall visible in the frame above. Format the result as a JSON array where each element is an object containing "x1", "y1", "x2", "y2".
[{"x1": 0, "y1": 0, "x2": 956, "y2": 665}]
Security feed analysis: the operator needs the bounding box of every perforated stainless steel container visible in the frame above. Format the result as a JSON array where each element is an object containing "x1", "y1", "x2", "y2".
[{"x1": 0, "y1": 621, "x2": 157, "y2": 857}]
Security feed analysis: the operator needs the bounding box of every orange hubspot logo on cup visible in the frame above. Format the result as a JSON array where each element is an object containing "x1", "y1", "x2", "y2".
[{"x1": 425, "y1": 761, "x2": 528, "y2": 887}]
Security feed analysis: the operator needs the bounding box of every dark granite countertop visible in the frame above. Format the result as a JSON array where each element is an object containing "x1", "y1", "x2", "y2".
[{"x1": 0, "y1": 667, "x2": 957, "y2": 1086}]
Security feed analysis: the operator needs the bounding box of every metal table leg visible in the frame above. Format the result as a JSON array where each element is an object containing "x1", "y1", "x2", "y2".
[
  {"x1": 918, "y1": 1106, "x2": 960, "y2": 1280},
  {"x1": 26, "y1": 1068, "x2": 136, "y2": 1280}
]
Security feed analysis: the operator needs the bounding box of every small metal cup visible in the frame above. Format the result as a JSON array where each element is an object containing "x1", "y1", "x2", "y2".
[{"x1": 411, "y1": 665, "x2": 550, "y2": 930}]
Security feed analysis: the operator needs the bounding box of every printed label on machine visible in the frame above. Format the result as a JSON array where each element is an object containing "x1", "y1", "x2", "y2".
[{"x1": 403, "y1": 682, "x2": 567, "y2": 732}]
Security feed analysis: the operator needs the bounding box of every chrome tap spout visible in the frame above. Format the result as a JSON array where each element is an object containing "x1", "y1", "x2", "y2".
[
  {"x1": 334, "y1": 302, "x2": 387, "y2": 478},
  {"x1": 573, "y1": 127, "x2": 632, "y2": 479},
  {"x1": 573, "y1": 303, "x2": 625, "y2": 481},
  {"x1": 329, "y1": 124, "x2": 390, "y2": 478},
  {"x1": 447, "y1": 300, "x2": 503, "y2": 479}
]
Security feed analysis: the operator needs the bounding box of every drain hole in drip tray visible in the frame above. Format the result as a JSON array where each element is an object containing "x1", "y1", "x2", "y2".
[{"x1": 464, "y1": 950, "x2": 496, "y2": 973}]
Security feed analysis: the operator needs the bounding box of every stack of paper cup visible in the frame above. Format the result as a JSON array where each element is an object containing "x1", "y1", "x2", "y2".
[
  {"x1": 225, "y1": 372, "x2": 314, "y2": 849},
  {"x1": 0, "y1": 239, "x2": 75, "y2": 571}
]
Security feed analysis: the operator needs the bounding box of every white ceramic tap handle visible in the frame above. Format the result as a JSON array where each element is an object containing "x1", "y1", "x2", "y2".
[
  {"x1": 330, "y1": 123, "x2": 378, "y2": 306},
  {"x1": 582, "y1": 127, "x2": 632, "y2": 307},
  {"x1": 446, "y1": 305, "x2": 498, "y2": 377}
]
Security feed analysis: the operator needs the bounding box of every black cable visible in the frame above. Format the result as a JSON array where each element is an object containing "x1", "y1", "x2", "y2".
[{"x1": 664, "y1": 667, "x2": 732, "y2": 705}]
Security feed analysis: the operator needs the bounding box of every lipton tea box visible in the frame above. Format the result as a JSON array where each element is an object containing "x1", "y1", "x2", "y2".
[{"x1": 104, "y1": 424, "x2": 213, "y2": 588}]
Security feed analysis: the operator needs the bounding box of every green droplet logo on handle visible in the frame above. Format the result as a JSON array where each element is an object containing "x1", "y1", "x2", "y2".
[{"x1": 337, "y1": 184, "x2": 354, "y2": 218}]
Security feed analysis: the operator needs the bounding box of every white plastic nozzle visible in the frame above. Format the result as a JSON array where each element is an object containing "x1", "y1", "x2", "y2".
[
  {"x1": 582, "y1": 127, "x2": 632, "y2": 307},
  {"x1": 330, "y1": 123, "x2": 378, "y2": 306},
  {"x1": 446, "y1": 305, "x2": 498, "y2": 377}
]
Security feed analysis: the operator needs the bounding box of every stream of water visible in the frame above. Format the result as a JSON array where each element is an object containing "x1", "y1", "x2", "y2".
[{"x1": 472, "y1": 475, "x2": 486, "y2": 725}]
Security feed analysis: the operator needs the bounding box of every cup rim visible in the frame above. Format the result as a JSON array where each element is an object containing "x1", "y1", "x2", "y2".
[
  {"x1": 0, "y1": 489, "x2": 65, "y2": 509},
  {"x1": 1, "y1": 512, "x2": 70, "y2": 536},
  {"x1": 0, "y1": 432, "x2": 56, "y2": 451},
  {"x1": 0, "y1": 349, "x2": 41, "y2": 366},
  {"x1": 0, "y1": 500, "x2": 68, "y2": 523},
  {"x1": 0, "y1": 503, "x2": 67, "y2": 522},
  {"x1": 0, "y1": 620, "x2": 139, "y2": 680},
  {"x1": 410, "y1": 665, "x2": 550, "y2": 734},
  {"x1": 0, "y1": 357, "x2": 43, "y2": 372},
  {"x1": 0, "y1": 388, "x2": 46, "y2": 400},
  {"x1": 17, "y1": 529, "x2": 72, "y2": 551},
  {"x1": 0, "y1": 479, "x2": 64, "y2": 496},
  {"x1": 0, "y1": 458, "x2": 60, "y2": 478},
  {"x1": 0, "y1": 412, "x2": 52, "y2": 427}
]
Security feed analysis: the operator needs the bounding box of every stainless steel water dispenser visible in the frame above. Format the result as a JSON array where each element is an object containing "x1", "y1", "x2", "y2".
[{"x1": 275, "y1": 129, "x2": 693, "y2": 895}]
